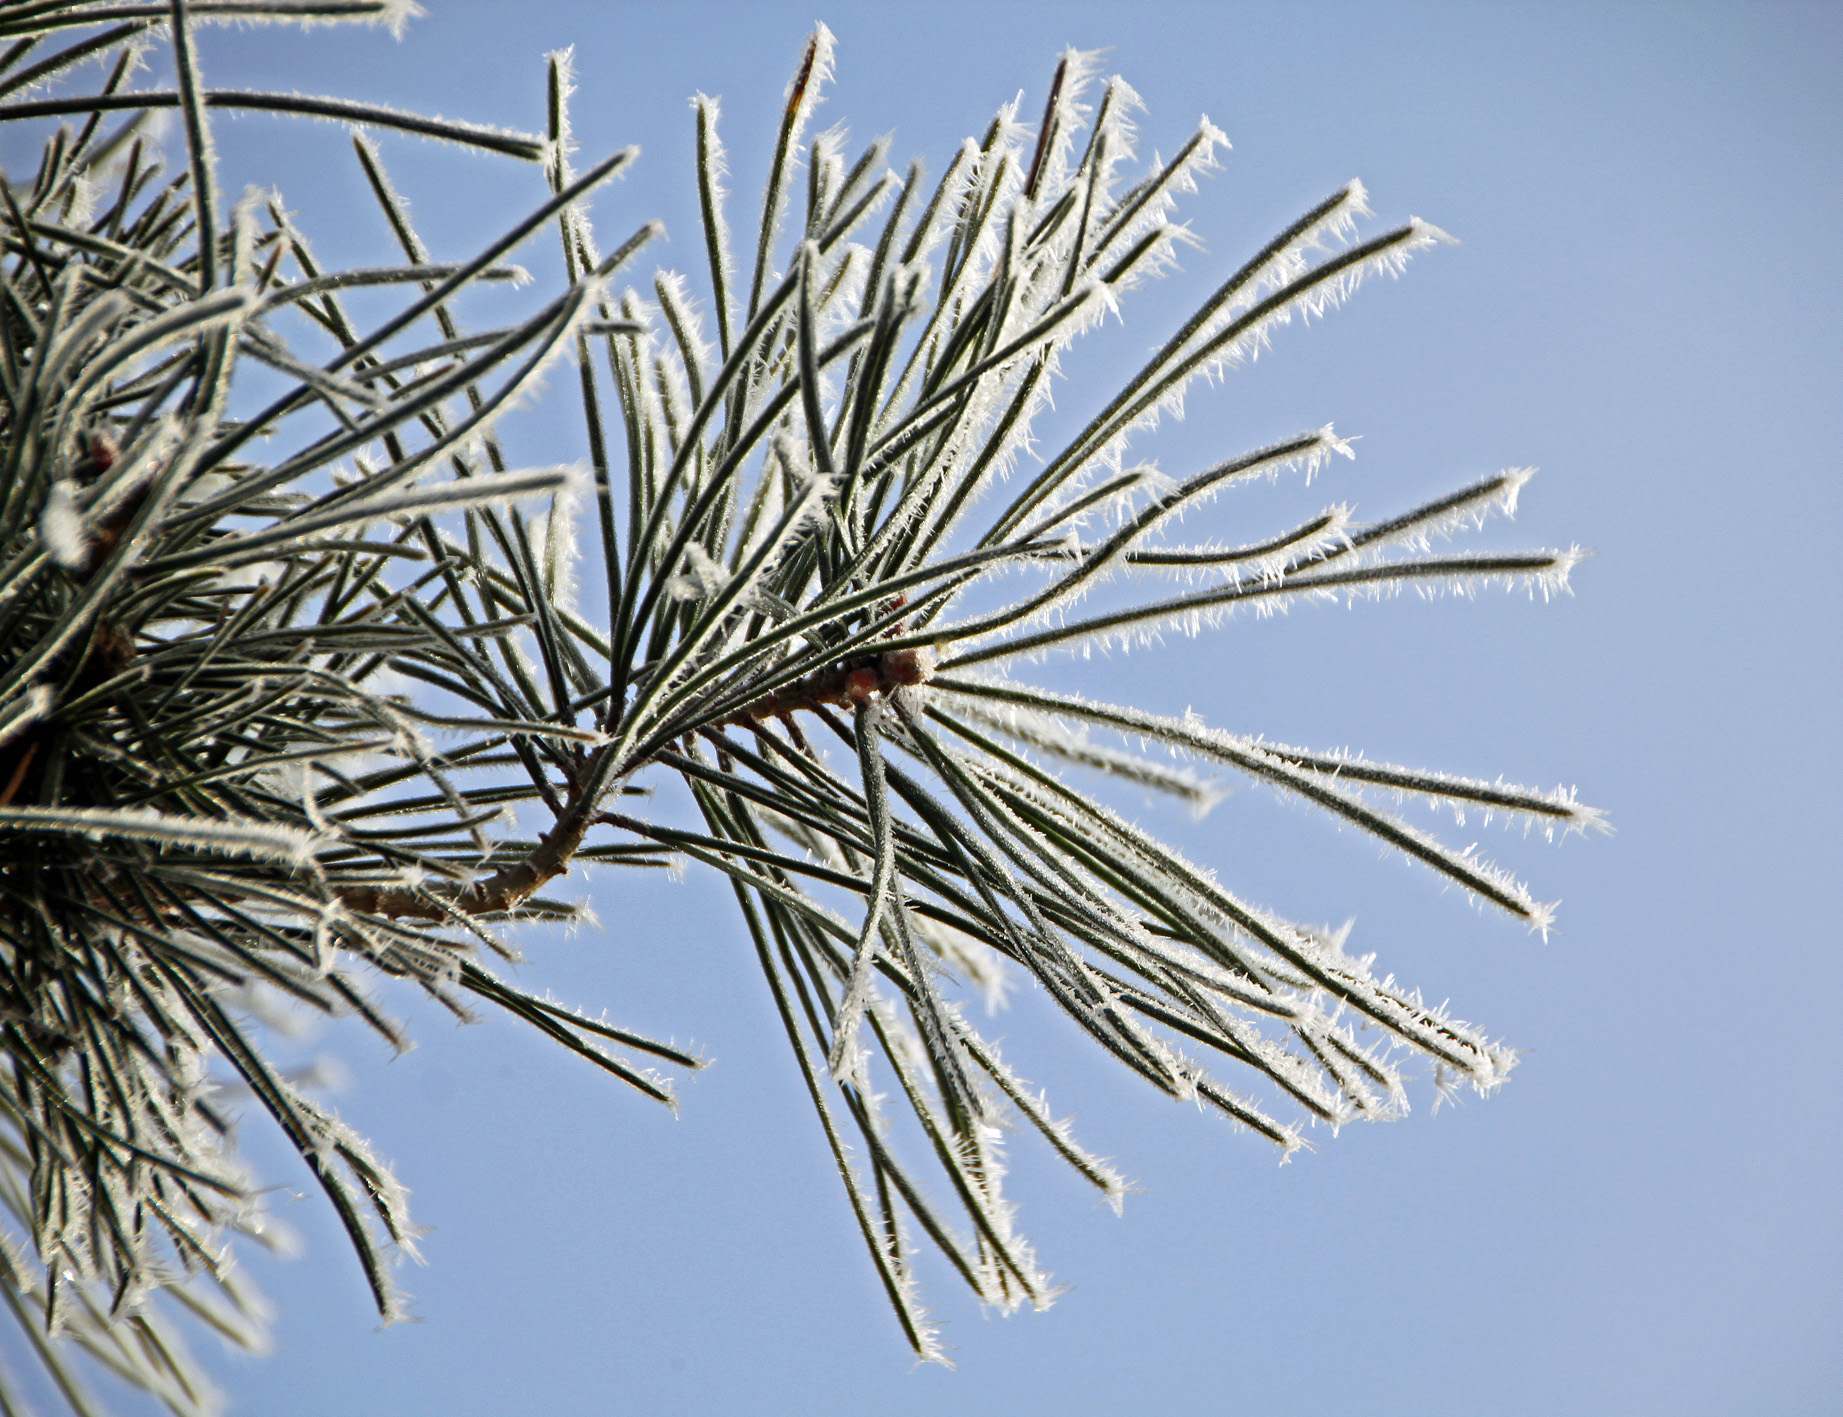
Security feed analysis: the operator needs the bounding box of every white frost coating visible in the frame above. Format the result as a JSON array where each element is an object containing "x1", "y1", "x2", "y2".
[
  {"x1": 68, "y1": 413, "x2": 176, "y2": 532},
  {"x1": 960, "y1": 1031, "x2": 1127, "y2": 1209},
  {"x1": 912, "y1": 1013, "x2": 1055, "y2": 1313},
  {"x1": 883, "y1": 154, "x2": 1018, "y2": 415},
  {"x1": 827, "y1": 757, "x2": 902, "y2": 1087},
  {"x1": 744, "y1": 24, "x2": 838, "y2": 300},
  {"x1": 293, "y1": 1092, "x2": 423, "y2": 1316},
  {"x1": 664, "y1": 542, "x2": 730, "y2": 602},
  {"x1": 1131, "y1": 173, "x2": 1364, "y2": 383},
  {"x1": 60, "y1": 172, "x2": 98, "y2": 229},
  {"x1": 646, "y1": 324, "x2": 697, "y2": 438},
  {"x1": 615, "y1": 288, "x2": 671, "y2": 473},
  {"x1": 295, "y1": 764, "x2": 331, "y2": 841},
  {"x1": 0, "y1": 806, "x2": 322, "y2": 866},
  {"x1": 730, "y1": 434, "x2": 800, "y2": 569},
  {"x1": 188, "y1": 0, "x2": 426, "y2": 35},
  {"x1": 867, "y1": 996, "x2": 932, "y2": 1088},
  {"x1": 1202, "y1": 215, "x2": 1445, "y2": 370},
  {"x1": 953, "y1": 427, "x2": 1358, "y2": 653},
  {"x1": 1320, "y1": 466, "x2": 1539, "y2": 571},
  {"x1": 945, "y1": 540, "x2": 1584, "y2": 672},
  {"x1": 1128, "y1": 503, "x2": 1356, "y2": 588},
  {"x1": 909, "y1": 912, "x2": 1013, "y2": 1013},
  {"x1": 935, "y1": 275, "x2": 1116, "y2": 516},
  {"x1": 1237, "y1": 736, "x2": 1612, "y2": 839},
  {"x1": 37, "y1": 281, "x2": 133, "y2": 405},
  {"x1": 544, "y1": 49, "x2": 603, "y2": 271},
  {"x1": 379, "y1": 0, "x2": 425, "y2": 40},
  {"x1": 1032, "y1": 49, "x2": 1109, "y2": 202},
  {"x1": 851, "y1": 301, "x2": 1054, "y2": 565},
  {"x1": 229, "y1": 184, "x2": 268, "y2": 288},
  {"x1": 312, "y1": 265, "x2": 624, "y2": 517},
  {"x1": 1076, "y1": 192, "x2": 1432, "y2": 478},
  {"x1": 967, "y1": 755, "x2": 1312, "y2": 1013},
  {"x1": 1032, "y1": 465, "x2": 1162, "y2": 542},
  {"x1": 955, "y1": 720, "x2": 1515, "y2": 1091},
  {"x1": 546, "y1": 46, "x2": 577, "y2": 166},
  {"x1": 946, "y1": 692, "x2": 1227, "y2": 816},
  {"x1": 0, "y1": 686, "x2": 52, "y2": 751},
  {"x1": 39, "y1": 479, "x2": 88, "y2": 570},
  {"x1": 905, "y1": 138, "x2": 982, "y2": 271},
  {"x1": 810, "y1": 121, "x2": 849, "y2": 221},
  {"x1": 691, "y1": 95, "x2": 733, "y2": 243},
  {"x1": 653, "y1": 269, "x2": 714, "y2": 380},
  {"x1": 945, "y1": 676, "x2": 1577, "y2": 926},
  {"x1": 1087, "y1": 115, "x2": 1227, "y2": 278},
  {"x1": 281, "y1": 89, "x2": 550, "y2": 161},
  {"x1": 785, "y1": 23, "x2": 837, "y2": 108},
  {"x1": 1199, "y1": 999, "x2": 1350, "y2": 1123},
  {"x1": 538, "y1": 475, "x2": 582, "y2": 612},
  {"x1": 635, "y1": 471, "x2": 835, "y2": 727},
  {"x1": 207, "y1": 464, "x2": 576, "y2": 570}
]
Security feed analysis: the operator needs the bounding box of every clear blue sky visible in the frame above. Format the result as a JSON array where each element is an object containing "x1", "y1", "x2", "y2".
[{"x1": 25, "y1": 2, "x2": 1843, "y2": 1413}]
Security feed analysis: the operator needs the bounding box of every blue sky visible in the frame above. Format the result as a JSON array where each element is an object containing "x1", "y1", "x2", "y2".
[{"x1": 11, "y1": 2, "x2": 1839, "y2": 1413}]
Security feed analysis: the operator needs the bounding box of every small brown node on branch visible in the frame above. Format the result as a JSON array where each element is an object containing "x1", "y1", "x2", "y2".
[
  {"x1": 69, "y1": 431, "x2": 148, "y2": 579},
  {"x1": 724, "y1": 594, "x2": 936, "y2": 725},
  {"x1": 84, "y1": 431, "x2": 119, "y2": 475},
  {"x1": 843, "y1": 668, "x2": 881, "y2": 706}
]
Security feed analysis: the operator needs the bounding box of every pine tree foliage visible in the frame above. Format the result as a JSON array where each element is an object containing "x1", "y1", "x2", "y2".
[{"x1": 0, "y1": 4, "x2": 1601, "y2": 1405}]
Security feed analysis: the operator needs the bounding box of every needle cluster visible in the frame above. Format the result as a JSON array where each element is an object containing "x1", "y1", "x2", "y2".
[{"x1": 0, "y1": 5, "x2": 1599, "y2": 1405}]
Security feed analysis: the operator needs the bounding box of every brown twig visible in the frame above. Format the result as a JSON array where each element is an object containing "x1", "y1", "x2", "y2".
[{"x1": 335, "y1": 787, "x2": 600, "y2": 922}]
